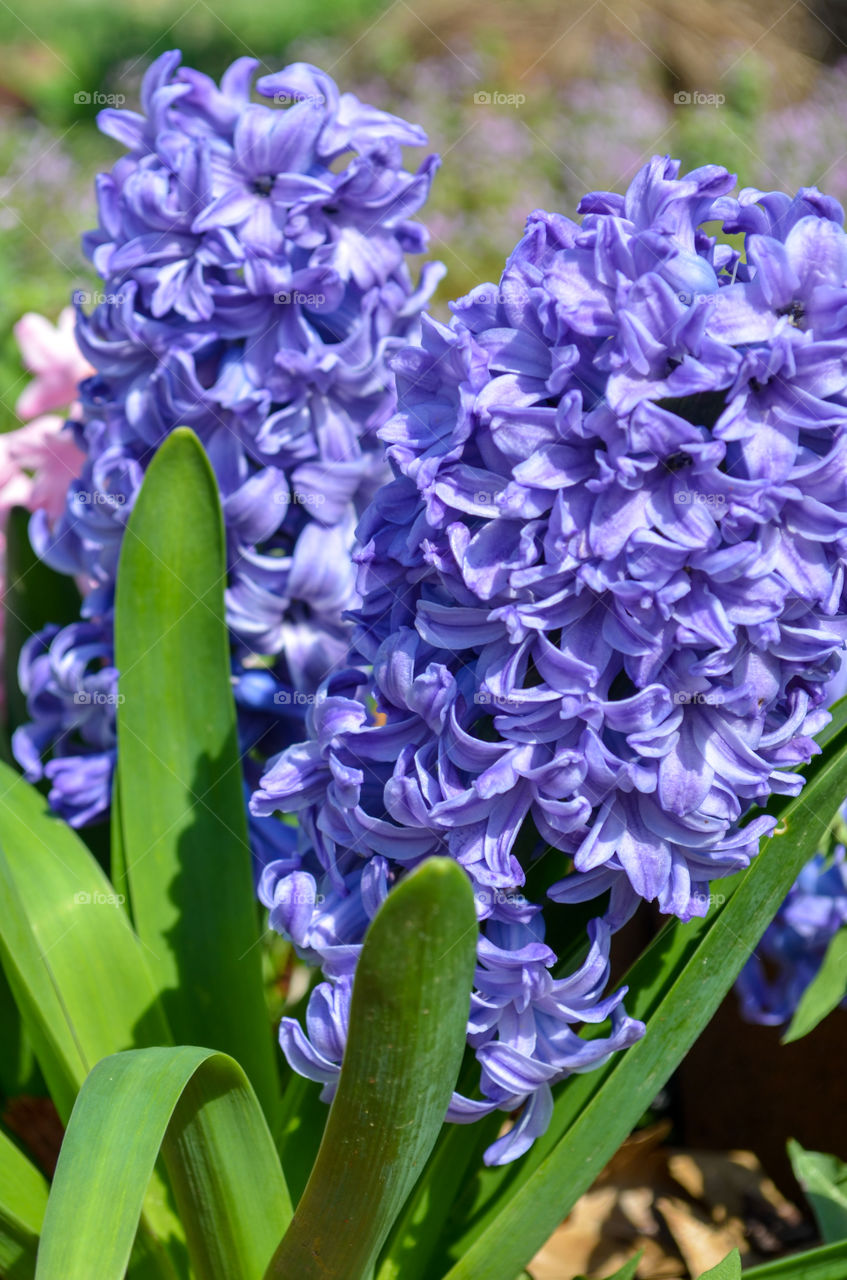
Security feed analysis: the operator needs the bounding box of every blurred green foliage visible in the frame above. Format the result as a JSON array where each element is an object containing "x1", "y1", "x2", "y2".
[{"x1": 0, "y1": 0, "x2": 841, "y2": 431}]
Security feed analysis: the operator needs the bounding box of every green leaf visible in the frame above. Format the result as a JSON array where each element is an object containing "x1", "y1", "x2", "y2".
[
  {"x1": 0, "y1": 762, "x2": 184, "y2": 1276},
  {"x1": 114, "y1": 428, "x2": 278, "y2": 1120},
  {"x1": 783, "y1": 927, "x2": 847, "y2": 1043},
  {"x1": 267, "y1": 858, "x2": 478, "y2": 1280},
  {"x1": 572, "y1": 1252, "x2": 642, "y2": 1280},
  {"x1": 36, "y1": 1046, "x2": 291, "y2": 1280},
  {"x1": 0, "y1": 1127, "x2": 47, "y2": 1279},
  {"x1": 0, "y1": 962, "x2": 40, "y2": 1100},
  {"x1": 696, "y1": 1248, "x2": 741, "y2": 1279},
  {"x1": 787, "y1": 1140, "x2": 847, "y2": 1243},
  {"x1": 743, "y1": 1240, "x2": 847, "y2": 1279},
  {"x1": 3, "y1": 505, "x2": 81, "y2": 738},
  {"x1": 376, "y1": 1112, "x2": 502, "y2": 1280},
  {"x1": 439, "y1": 719, "x2": 847, "y2": 1280},
  {"x1": 0, "y1": 760, "x2": 170, "y2": 1120}
]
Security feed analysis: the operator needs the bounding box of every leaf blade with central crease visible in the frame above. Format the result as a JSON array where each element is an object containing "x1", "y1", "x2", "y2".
[
  {"x1": 267, "y1": 858, "x2": 477, "y2": 1280},
  {"x1": 0, "y1": 759, "x2": 171, "y2": 1119},
  {"x1": 35, "y1": 1046, "x2": 291, "y2": 1280},
  {"x1": 114, "y1": 428, "x2": 279, "y2": 1122}
]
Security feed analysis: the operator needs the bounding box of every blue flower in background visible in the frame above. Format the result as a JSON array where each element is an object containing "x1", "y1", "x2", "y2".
[
  {"x1": 737, "y1": 848, "x2": 847, "y2": 1025},
  {"x1": 253, "y1": 156, "x2": 847, "y2": 1162},
  {"x1": 14, "y1": 50, "x2": 443, "y2": 842}
]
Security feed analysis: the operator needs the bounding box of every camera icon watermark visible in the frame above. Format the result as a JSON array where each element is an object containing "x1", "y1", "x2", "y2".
[
  {"x1": 272, "y1": 92, "x2": 325, "y2": 107},
  {"x1": 273, "y1": 690, "x2": 317, "y2": 705},
  {"x1": 672, "y1": 691, "x2": 726, "y2": 706},
  {"x1": 75, "y1": 489, "x2": 127, "y2": 507},
  {"x1": 690, "y1": 891, "x2": 726, "y2": 908},
  {"x1": 673, "y1": 490, "x2": 725, "y2": 507},
  {"x1": 474, "y1": 887, "x2": 524, "y2": 910},
  {"x1": 273, "y1": 291, "x2": 326, "y2": 306},
  {"x1": 273, "y1": 490, "x2": 326, "y2": 507},
  {"x1": 673, "y1": 90, "x2": 725, "y2": 108},
  {"x1": 474, "y1": 690, "x2": 521, "y2": 710},
  {"x1": 73, "y1": 91, "x2": 126, "y2": 107},
  {"x1": 677, "y1": 290, "x2": 720, "y2": 306},
  {"x1": 72, "y1": 289, "x2": 127, "y2": 306},
  {"x1": 288, "y1": 889, "x2": 326, "y2": 905},
  {"x1": 467, "y1": 285, "x2": 530, "y2": 309},
  {"x1": 473, "y1": 90, "x2": 526, "y2": 108},
  {"x1": 73, "y1": 690, "x2": 125, "y2": 706}
]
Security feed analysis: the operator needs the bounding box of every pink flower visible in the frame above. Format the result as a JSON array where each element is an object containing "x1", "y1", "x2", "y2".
[
  {"x1": 14, "y1": 307, "x2": 92, "y2": 421},
  {"x1": 0, "y1": 416, "x2": 84, "y2": 524},
  {"x1": 0, "y1": 310, "x2": 89, "y2": 706}
]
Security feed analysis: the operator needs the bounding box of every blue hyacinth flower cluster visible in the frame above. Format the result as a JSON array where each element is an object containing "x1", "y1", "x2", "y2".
[
  {"x1": 737, "y1": 846, "x2": 847, "y2": 1025},
  {"x1": 13, "y1": 50, "x2": 443, "y2": 838},
  {"x1": 253, "y1": 157, "x2": 847, "y2": 1162}
]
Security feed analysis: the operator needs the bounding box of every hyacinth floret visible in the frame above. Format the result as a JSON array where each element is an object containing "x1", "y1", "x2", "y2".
[
  {"x1": 14, "y1": 50, "x2": 443, "y2": 834},
  {"x1": 253, "y1": 156, "x2": 847, "y2": 1162}
]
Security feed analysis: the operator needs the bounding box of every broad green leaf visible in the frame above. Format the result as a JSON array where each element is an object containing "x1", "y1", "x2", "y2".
[
  {"x1": 0, "y1": 760, "x2": 170, "y2": 1119},
  {"x1": 696, "y1": 1249, "x2": 741, "y2": 1279},
  {"x1": 3, "y1": 505, "x2": 81, "y2": 739},
  {"x1": 783, "y1": 927, "x2": 847, "y2": 1044},
  {"x1": 0, "y1": 761, "x2": 183, "y2": 1274},
  {"x1": 36, "y1": 1046, "x2": 291, "y2": 1280},
  {"x1": 114, "y1": 428, "x2": 278, "y2": 1120},
  {"x1": 439, "y1": 720, "x2": 847, "y2": 1280},
  {"x1": 267, "y1": 859, "x2": 477, "y2": 1280},
  {"x1": 743, "y1": 1240, "x2": 847, "y2": 1279},
  {"x1": 0, "y1": 1127, "x2": 47, "y2": 1279},
  {"x1": 787, "y1": 1140, "x2": 847, "y2": 1243},
  {"x1": 376, "y1": 1112, "x2": 501, "y2": 1280}
]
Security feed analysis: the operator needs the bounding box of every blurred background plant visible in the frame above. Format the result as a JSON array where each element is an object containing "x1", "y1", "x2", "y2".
[{"x1": 3, "y1": 0, "x2": 847, "y2": 432}]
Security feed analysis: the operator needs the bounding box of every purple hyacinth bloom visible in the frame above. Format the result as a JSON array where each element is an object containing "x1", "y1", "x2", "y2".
[
  {"x1": 16, "y1": 50, "x2": 442, "y2": 833},
  {"x1": 737, "y1": 848, "x2": 847, "y2": 1024},
  {"x1": 13, "y1": 620, "x2": 118, "y2": 826},
  {"x1": 736, "y1": 659, "x2": 847, "y2": 1027},
  {"x1": 253, "y1": 155, "x2": 847, "y2": 1162}
]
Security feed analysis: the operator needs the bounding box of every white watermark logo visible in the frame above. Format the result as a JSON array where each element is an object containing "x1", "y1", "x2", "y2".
[
  {"x1": 674, "y1": 490, "x2": 725, "y2": 507},
  {"x1": 273, "y1": 92, "x2": 325, "y2": 108},
  {"x1": 473, "y1": 90, "x2": 526, "y2": 108},
  {"x1": 273, "y1": 291, "x2": 326, "y2": 306},
  {"x1": 73, "y1": 690, "x2": 124, "y2": 706},
  {"x1": 273, "y1": 690, "x2": 317, "y2": 705},
  {"x1": 73, "y1": 91, "x2": 126, "y2": 107},
  {"x1": 673, "y1": 90, "x2": 725, "y2": 108}
]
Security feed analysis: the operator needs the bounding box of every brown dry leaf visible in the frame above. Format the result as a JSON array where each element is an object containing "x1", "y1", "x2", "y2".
[
  {"x1": 528, "y1": 1132, "x2": 808, "y2": 1279},
  {"x1": 657, "y1": 1194, "x2": 746, "y2": 1276},
  {"x1": 529, "y1": 1188, "x2": 619, "y2": 1280},
  {"x1": 668, "y1": 1150, "x2": 802, "y2": 1227}
]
